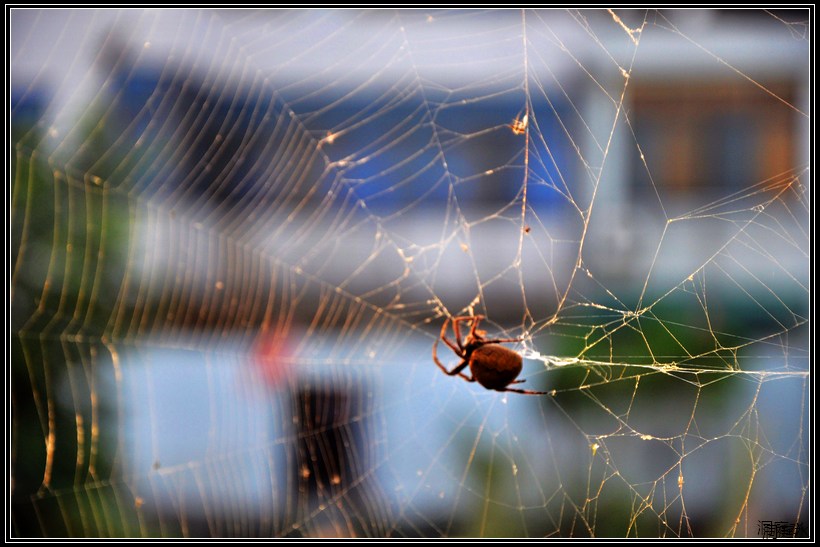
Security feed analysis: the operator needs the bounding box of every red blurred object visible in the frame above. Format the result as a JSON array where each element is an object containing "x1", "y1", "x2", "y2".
[{"x1": 252, "y1": 327, "x2": 295, "y2": 388}]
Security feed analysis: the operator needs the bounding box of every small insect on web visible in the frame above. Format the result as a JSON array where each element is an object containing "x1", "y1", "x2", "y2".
[
  {"x1": 509, "y1": 111, "x2": 528, "y2": 135},
  {"x1": 432, "y1": 315, "x2": 549, "y2": 395}
]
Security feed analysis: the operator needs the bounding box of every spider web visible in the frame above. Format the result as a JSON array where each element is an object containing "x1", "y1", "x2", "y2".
[{"x1": 9, "y1": 8, "x2": 811, "y2": 538}]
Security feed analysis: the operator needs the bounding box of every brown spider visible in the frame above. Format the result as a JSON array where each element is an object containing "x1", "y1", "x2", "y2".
[{"x1": 433, "y1": 315, "x2": 549, "y2": 395}]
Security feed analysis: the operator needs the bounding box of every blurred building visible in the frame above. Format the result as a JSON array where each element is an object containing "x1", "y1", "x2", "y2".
[{"x1": 11, "y1": 10, "x2": 809, "y2": 314}]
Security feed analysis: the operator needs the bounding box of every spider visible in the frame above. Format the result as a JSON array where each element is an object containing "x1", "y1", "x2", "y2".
[{"x1": 433, "y1": 315, "x2": 549, "y2": 395}]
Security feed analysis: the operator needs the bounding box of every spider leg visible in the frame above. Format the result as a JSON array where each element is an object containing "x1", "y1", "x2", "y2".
[
  {"x1": 508, "y1": 379, "x2": 526, "y2": 385},
  {"x1": 440, "y1": 318, "x2": 463, "y2": 354},
  {"x1": 432, "y1": 352, "x2": 474, "y2": 382},
  {"x1": 462, "y1": 316, "x2": 523, "y2": 346},
  {"x1": 481, "y1": 337, "x2": 524, "y2": 345},
  {"x1": 498, "y1": 387, "x2": 551, "y2": 395},
  {"x1": 467, "y1": 315, "x2": 485, "y2": 339},
  {"x1": 433, "y1": 328, "x2": 474, "y2": 382},
  {"x1": 452, "y1": 315, "x2": 482, "y2": 350}
]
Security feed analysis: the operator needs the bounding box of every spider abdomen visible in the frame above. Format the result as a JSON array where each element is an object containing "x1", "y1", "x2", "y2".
[{"x1": 470, "y1": 344, "x2": 523, "y2": 391}]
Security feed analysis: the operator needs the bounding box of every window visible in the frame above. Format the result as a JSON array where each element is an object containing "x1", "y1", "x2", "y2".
[{"x1": 631, "y1": 80, "x2": 796, "y2": 195}]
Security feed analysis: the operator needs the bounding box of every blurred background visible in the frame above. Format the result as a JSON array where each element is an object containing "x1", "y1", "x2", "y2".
[{"x1": 10, "y1": 9, "x2": 810, "y2": 538}]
